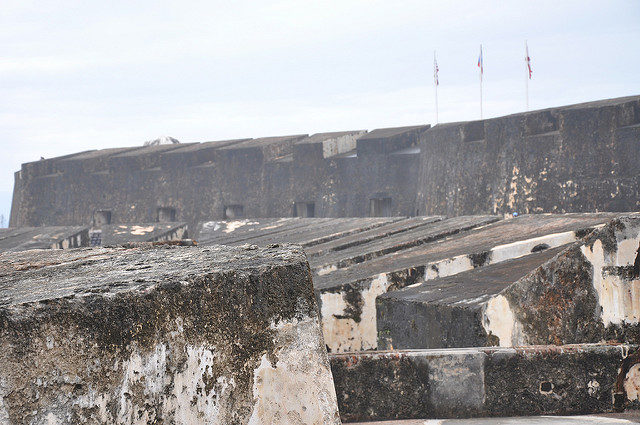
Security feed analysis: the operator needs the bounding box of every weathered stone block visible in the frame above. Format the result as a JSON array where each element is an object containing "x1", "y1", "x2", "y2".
[
  {"x1": 378, "y1": 214, "x2": 640, "y2": 350},
  {"x1": 330, "y1": 344, "x2": 640, "y2": 422},
  {"x1": 0, "y1": 244, "x2": 340, "y2": 424},
  {"x1": 494, "y1": 214, "x2": 640, "y2": 346}
]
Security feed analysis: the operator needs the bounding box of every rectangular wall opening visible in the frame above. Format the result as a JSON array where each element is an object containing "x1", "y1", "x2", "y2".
[
  {"x1": 224, "y1": 204, "x2": 244, "y2": 219},
  {"x1": 293, "y1": 202, "x2": 315, "y2": 218},
  {"x1": 157, "y1": 207, "x2": 176, "y2": 222},
  {"x1": 369, "y1": 197, "x2": 392, "y2": 217},
  {"x1": 93, "y1": 210, "x2": 112, "y2": 226}
]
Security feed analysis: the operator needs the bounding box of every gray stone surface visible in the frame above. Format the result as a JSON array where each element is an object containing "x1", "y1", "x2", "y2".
[
  {"x1": 330, "y1": 344, "x2": 640, "y2": 422},
  {"x1": 377, "y1": 247, "x2": 566, "y2": 349},
  {"x1": 196, "y1": 213, "x2": 625, "y2": 353},
  {"x1": 10, "y1": 96, "x2": 640, "y2": 228},
  {"x1": 378, "y1": 214, "x2": 640, "y2": 350},
  {"x1": 416, "y1": 95, "x2": 640, "y2": 217},
  {"x1": 0, "y1": 244, "x2": 340, "y2": 424}
]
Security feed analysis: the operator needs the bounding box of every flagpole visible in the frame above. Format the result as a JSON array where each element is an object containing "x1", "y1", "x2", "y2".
[
  {"x1": 525, "y1": 41, "x2": 529, "y2": 111},
  {"x1": 479, "y1": 44, "x2": 483, "y2": 119},
  {"x1": 434, "y1": 51, "x2": 439, "y2": 124},
  {"x1": 480, "y1": 68, "x2": 483, "y2": 119}
]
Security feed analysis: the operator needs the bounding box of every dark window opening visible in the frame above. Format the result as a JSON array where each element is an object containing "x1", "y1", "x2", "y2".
[
  {"x1": 294, "y1": 202, "x2": 315, "y2": 218},
  {"x1": 90, "y1": 231, "x2": 102, "y2": 247},
  {"x1": 157, "y1": 207, "x2": 176, "y2": 222},
  {"x1": 224, "y1": 204, "x2": 244, "y2": 219},
  {"x1": 93, "y1": 210, "x2": 111, "y2": 226},
  {"x1": 369, "y1": 197, "x2": 392, "y2": 217}
]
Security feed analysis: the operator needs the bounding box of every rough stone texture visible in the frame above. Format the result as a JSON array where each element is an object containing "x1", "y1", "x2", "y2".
[
  {"x1": 9, "y1": 121, "x2": 428, "y2": 228},
  {"x1": 0, "y1": 226, "x2": 88, "y2": 252},
  {"x1": 9, "y1": 96, "x2": 640, "y2": 229},
  {"x1": 377, "y1": 247, "x2": 566, "y2": 349},
  {"x1": 0, "y1": 223, "x2": 190, "y2": 252},
  {"x1": 0, "y1": 244, "x2": 340, "y2": 424},
  {"x1": 343, "y1": 414, "x2": 640, "y2": 425},
  {"x1": 416, "y1": 95, "x2": 640, "y2": 216},
  {"x1": 330, "y1": 344, "x2": 640, "y2": 422},
  {"x1": 198, "y1": 215, "x2": 499, "y2": 352},
  {"x1": 499, "y1": 214, "x2": 640, "y2": 347},
  {"x1": 195, "y1": 214, "x2": 621, "y2": 353},
  {"x1": 378, "y1": 214, "x2": 640, "y2": 350}
]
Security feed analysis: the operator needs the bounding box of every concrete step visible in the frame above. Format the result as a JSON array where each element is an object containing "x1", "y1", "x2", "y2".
[
  {"x1": 0, "y1": 226, "x2": 89, "y2": 251},
  {"x1": 330, "y1": 344, "x2": 640, "y2": 422},
  {"x1": 197, "y1": 217, "x2": 396, "y2": 246},
  {"x1": 95, "y1": 222, "x2": 188, "y2": 246}
]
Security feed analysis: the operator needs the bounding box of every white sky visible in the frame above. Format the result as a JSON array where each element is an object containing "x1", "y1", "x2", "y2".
[{"x1": 1, "y1": 0, "x2": 639, "y2": 224}]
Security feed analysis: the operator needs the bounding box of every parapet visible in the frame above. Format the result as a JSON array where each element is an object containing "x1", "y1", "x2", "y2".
[
  {"x1": 0, "y1": 244, "x2": 340, "y2": 424},
  {"x1": 356, "y1": 124, "x2": 430, "y2": 155}
]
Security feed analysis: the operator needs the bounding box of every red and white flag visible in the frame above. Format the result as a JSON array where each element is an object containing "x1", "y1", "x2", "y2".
[
  {"x1": 434, "y1": 53, "x2": 439, "y2": 86},
  {"x1": 525, "y1": 41, "x2": 532, "y2": 79}
]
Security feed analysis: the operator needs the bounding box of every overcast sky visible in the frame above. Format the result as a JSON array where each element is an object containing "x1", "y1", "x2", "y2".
[{"x1": 1, "y1": 0, "x2": 639, "y2": 225}]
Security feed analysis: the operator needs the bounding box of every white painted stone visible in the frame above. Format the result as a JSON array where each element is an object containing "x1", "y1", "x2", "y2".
[
  {"x1": 320, "y1": 273, "x2": 390, "y2": 352},
  {"x1": 424, "y1": 231, "x2": 580, "y2": 282},
  {"x1": 624, "y1": 363, "x2": 640, "y2": 401},
  {"x1": 581, "y1": 233, "x2": 640, "y2": 326},
  {"x1": 56, "y1": 316, "x2": 337, "y2": 424},
  {"x1": 248, "y1": 317, "x2": 340, "y2": 424},
  {"x1": 425, "y1": 255, "x2": 474, "y2": 281},
  {"x1": 322, "y1": 132, "x2": 364, "y2": 158},
  {"x1": 490, "y1": 231, "x2": 577, "y2": 263},
  {"x1": 317, "y1": 264, "x2": 337, "y2": 276},
  {"x1": 482, "y1": 294, "x2": 517, "y2": 347}
]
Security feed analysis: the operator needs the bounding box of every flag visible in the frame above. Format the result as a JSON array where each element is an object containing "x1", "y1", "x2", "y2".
[
  {"x1": 477, "y1": 44, "x2": 483, "y2": 75},
  {"x1": 525, "y1": 41, "x2": 532, "y2": 79},
  {"x1": 434, "y1": 53, "x2": 439, "y2": 86}
]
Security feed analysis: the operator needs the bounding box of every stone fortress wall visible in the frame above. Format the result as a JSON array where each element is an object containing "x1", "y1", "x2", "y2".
[{"x1": 9, "y1": 95, "x2": 640, "y2": 230}]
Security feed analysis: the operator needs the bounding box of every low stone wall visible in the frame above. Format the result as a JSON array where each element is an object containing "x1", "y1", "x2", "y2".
[
  {"x1": 331, "y1": 344, "x2": 640, "y2": 422},
  {"x1": 0, "y1": 244, "x2": 340, "y2": 424}
]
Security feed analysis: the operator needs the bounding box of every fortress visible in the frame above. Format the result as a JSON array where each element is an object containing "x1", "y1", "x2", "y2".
[
  {"x1": 3, "y1": 95, "x2": 640, "y2": 424},
  {"x1": 9, "y1": 95, "x2": 640, "y2": 231}
]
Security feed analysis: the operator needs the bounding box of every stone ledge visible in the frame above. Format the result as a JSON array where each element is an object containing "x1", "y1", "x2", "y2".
[{"x1": 330, "y1": 344, "x2": 640, "y2": 422}]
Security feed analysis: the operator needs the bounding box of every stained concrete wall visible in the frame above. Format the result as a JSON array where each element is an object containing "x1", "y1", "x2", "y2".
[
  {"x1": 331, "y1": 344, "x2": 640, "y2": 422},
  {"x1": 416, "y1": 95, "x2": 640, "y2": 216},
  {"x1": 378, "y1": 214, "x2": 640, "y2": 350},
  {"x1": 0, "y1": 244, "x2": 340, "y2": 424},
  {"x1": 488, "y1": 214, "x2": 640, "y2": 347},
  {"x1": 10, "y1": 126, "x2": 428, "y2": 229},
  {"x1": 9, "y1": 96, "x2": 640, "y2": 228}
]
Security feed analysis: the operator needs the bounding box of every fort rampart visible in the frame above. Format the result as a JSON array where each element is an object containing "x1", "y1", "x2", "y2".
[{"x1": 9, "y1": 95, "x2": 640, "y2": 229}]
